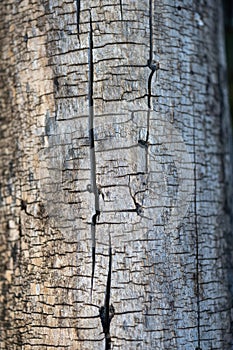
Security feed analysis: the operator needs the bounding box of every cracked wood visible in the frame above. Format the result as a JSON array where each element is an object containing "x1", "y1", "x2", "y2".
[{"x1": 0, "y1": 1, "x2": 232, "y2": 350}]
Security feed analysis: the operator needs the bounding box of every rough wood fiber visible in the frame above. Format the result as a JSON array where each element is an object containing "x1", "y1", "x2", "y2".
[{"x1": 0, "y1": 0, "x2": 232, "y2": 349}]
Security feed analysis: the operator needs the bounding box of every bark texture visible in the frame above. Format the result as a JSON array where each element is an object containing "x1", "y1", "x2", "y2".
[{"x1": 0, "y1": 0, "x2": 232, "y2": 349}]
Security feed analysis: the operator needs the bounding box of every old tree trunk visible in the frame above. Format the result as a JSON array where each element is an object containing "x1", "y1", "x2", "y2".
[{"x1": 0, "y1": 0, "x2": 233, "y2": 349}]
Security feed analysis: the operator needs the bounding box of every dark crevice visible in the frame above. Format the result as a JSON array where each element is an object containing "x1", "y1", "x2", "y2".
[
  {"x1": 149, "y1": 0, "x2": 153, "y2": 66},
  {"x1": 20, "y1": 199, "x2": 27, "y2": 211},
  {"x1": 88, "y1": 11, "x2": 100, "y2": 297},
  {"x1": 119, "y1": 0, "x2": 123, "y2": 20},
  {"x1": 92, "y1": 210, "x2": 100, "y2": 226},
  {"x1": 139, "y1": 0, "x2": 159, "y2": 173},
  {"x1": 193, "y1": 93, "x2": 201, "y2": 349},
  {"x1": 116, "y1": 171, "x2": 145, "y2": 178},
  {"x1": 11, "y1": 242, "x2": 18, "y2": 265},
  {"x1": 99, "y1": 236, "x2": 114, "y2": 350},
  {"x1": 89, "y1": 128, "x2": 95, "y2": 149},
  {"x1": 53, "y1": 77, "x2": 59, "y2": 92},
  {"x1": 24, "y1": 33, "x2": 28, "y2": 45},
  {"x1": 76, "y1": 0, "x2": 81, "y2": 43},
  {"x1": 128, "y1": 176, "x2": 143, "y2": 216},
  {"x1": 20, "y1": 200, "x2": 39, "y2": 219},
  {"x1": 138, "y1": 138, "x2": 149, "y2": 148},
  {"x1": 108, "y1": 208, "x2": 142, "y2": 214},
  {"x1": 20, "y1": 199, "x2": 48, "y2": 220},
  {"x1": 91, "y1": 210, "x2": 100, "y2": 294},
  {"x1": 147, "y1": 0, "x2": 160, "y2": 106},
  {"x1": 90, "y1": 242, "x2": 95, "y2": 293}
]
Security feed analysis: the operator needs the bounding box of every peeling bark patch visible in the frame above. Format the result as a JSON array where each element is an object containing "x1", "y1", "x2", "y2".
[{"x1": 88, "y1": 12, "x2": 100, "y2": 295}]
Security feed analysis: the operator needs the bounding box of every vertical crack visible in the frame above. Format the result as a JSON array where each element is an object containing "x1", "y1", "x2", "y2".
[
  {"x1": 128, "y1": 175, "x2": 143, "y2": 216},
  {"x1": 99, "y1": 234, "x2": 115, "y2": 350},
  {"x1": 148, "y1": 0, "x2": 154, "y2": 70},
  {"x1": 191, "y1": 63, "x2": 201, "y2": 348},
  {"x1": 193, "y1": 117, "x2": 201, "y2": 350},
  {"x1": 119, "y1": 0, "x2": 123, "y2": 20},
  {"x1": 88, "y1": 11, "x2": 100, "y2": 296},
  {"x1": 87, "y1": 10, "x2": 114, "y2": 349},
  {"x1": 147, "y1": 0, "x2": 159, "y2": 136},
  {"x1": 138, "y1": 0, "x2": 159, "y2": 173},
  {"x1": 76, "y1": 0, "x2": 81, "y2": 44}
]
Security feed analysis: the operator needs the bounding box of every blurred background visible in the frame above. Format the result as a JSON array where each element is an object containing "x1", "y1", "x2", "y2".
[{"x1": 223, "y1": 0, "x2": 233, "y2": 126}]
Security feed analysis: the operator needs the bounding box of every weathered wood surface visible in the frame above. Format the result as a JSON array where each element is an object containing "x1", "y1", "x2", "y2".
[{"x1": 0, "y1": 0, "x2": 232, "y2": 349}]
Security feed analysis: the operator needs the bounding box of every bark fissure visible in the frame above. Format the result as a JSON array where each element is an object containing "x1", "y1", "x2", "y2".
[
  {"x1": 147, "y1": 0, "x2": 159, "y2": 109},
  {"x1": 119, "y1": 0, "x2": 123, "y2": 21},
  {"x1": 193, "y1": 109, "x2": 201, "y2": 350},
  {"x1": 87, "y1": 14, "x2": 115, "y2": 348},
  {"x1": 99, "y1": 235, "x2": 114, "y2": 350},
  {"x1": 138, "y1": 0, "x2": 159, "y2": 173},
  {"x1": 88, "y1": 12, "x2": 100, "y2": 296},
  {"x1": 76, "y1": 0, "x2": 81, "y2": 43},
  {"x1": 128, "y1": 176, "x2": 143, "y2": 216},
  {"x1": 20, "y1": 200, "x2": 48, "y2": 220}
]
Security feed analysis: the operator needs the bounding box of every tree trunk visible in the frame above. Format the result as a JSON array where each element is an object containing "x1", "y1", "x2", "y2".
[{"x1": 0, "y1": 1, "x2": 232, "y2": 349}]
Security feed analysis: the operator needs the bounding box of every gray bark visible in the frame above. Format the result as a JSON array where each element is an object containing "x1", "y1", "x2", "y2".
[{"x1": 0, "y1": 0, "x2": 232, "y2": 349}]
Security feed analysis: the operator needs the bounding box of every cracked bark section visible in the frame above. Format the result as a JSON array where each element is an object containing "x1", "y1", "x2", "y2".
[
  {"x1": 119, "y1": 0, "x2": 123, "y2": 21},
  {"x1": 99, "y1": 235, "x2": 114, "y2": 350},
  {"x1": 193, "y1": 109, "x2": 201, "y2": 350},
  {"x1": 0, "y1": 1, "x2": 232, "y2": 349},
  {"x1": 88, "y1": 11, "x2": 100, "y2": 296},
  {"x1": 128, "y1": 175, "x2": 143, "y2": 216},
  {"x1": 76, "y1": 0, "x2": 81, "y2": 43},
  {"x1": 138, "y1": 0, "x2": 159, "y2": 173}
]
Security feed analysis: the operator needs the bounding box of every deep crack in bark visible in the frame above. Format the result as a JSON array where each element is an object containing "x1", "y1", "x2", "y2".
[
  {"x1": 193, "y1": 106, "x2": 201, "y2": 349},
  {"x1": 88, "y1": 11, "x2": 100, "y2": 297},
  {"x1": 139, "y1": 0, "x2": 159, "y2": 173},
  {"x1": 119, "y1": 0, "x2": 123, "y2": 20},
  {"x1": 76, "y1": 0, "x2": 81, "y2": 43},
  {"x1": 99, "y1": 235, "x2": 114, "y2": 350}
]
